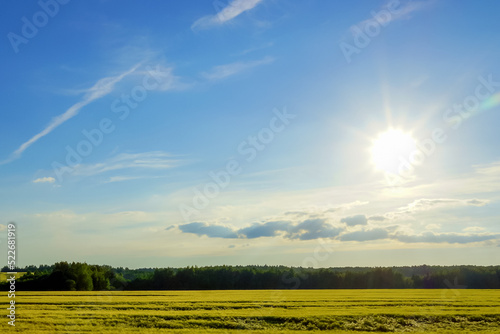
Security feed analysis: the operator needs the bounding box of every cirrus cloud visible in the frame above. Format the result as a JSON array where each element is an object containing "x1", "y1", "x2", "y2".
[
  {"x1": 0, "y1": 63, "x2": 141, "y2": 165},
  {"x1": 201, "y1": 57, "x2": 274, "y2": 81},
  {"x1": 398, "y1": 198, "x2": 490, "y2": 213},
  {"x1": 191, "y1": 0, "x2": 265, "y2": 31}
]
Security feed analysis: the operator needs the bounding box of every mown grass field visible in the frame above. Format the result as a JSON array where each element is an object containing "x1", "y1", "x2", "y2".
[{"x1": 5, "y1": 289, "x2": 500, "y2": 333}]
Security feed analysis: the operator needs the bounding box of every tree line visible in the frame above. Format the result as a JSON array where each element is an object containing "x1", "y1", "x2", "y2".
[{"x1": 2, "y1": 263, "x2": 499, "y2": 291}]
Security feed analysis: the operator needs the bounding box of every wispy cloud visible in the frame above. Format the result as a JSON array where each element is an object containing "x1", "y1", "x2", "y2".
[
  {"x1": 339, "y1": 228, "x2": 500, "y2": 245},
  {"x1": 105, "y1": 175, "x2": 168, "y2": 183},
  {"x1": 33, "y1": 177, "x2": 56, "y2": 184},
  {"x1": 136, "y1": 65, "x2": 192, "y2": 91},
  {"x1": 425, "y1": 224, "x2": 441, "y2": 230},
  {"x1": 72, "y1": 151, "x2": 180, "y2": 177},
  {"x1": 234, "y1": 42, "x2": 274, "y2": 56},
  {"x1": 363, "y1": 198, "x2": 490, "y2": 223},
  {"x1": 463, "y1": 226, "x2": 485, "y2": 232},
  {"x1": 392, "y1": 231, "x2": 500, "y2": 244},
  {"x1": 475, "y1": 161, "x2": 500, "y2": 176},
  {"x1": 1, "y1": 63, "x2": 141, "y2": 165},
  {"x1": 324, "y1": 201, "x2": 370, "y2": 213},
  {"x1": 201, "y1": 57, "x2": 274, "y2": 81},
  {"x1": 354, "y1": 0, "x2": 433, "y2": 31},
  {"x1": 398, "y1": 198, "x2": 489, "y2": 213},
  {"x1": 191, "y1": 0, "x2": 265, "y2": 31},
  {"x1": 284, "y1": 200, "x2": 368, "y2": 217},
  {"x1": 368, "y1": 215, "x2": 386, "y2": 221},
  {"x1": 397, "y1": 160, "x2": 500, "y2": 197}
]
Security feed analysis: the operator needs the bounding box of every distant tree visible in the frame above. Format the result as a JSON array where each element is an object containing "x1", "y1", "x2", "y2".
[{"x1": 65, "y1": 279, "x2": 76, "y2": 291}]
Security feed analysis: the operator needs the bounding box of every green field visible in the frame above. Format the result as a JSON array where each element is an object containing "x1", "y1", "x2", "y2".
[{"x1": 6, "y1": 290, "x2": 500, "y2": 333}]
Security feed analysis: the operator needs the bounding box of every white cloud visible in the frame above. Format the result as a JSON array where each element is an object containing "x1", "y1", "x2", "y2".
[
  {"x1": 33, "y1": 177, "x2": 56, "y2": 184},
  {"x1": 192, "y1": 0, "x2": 264, "y2": 31},
  {"x1": 392, "y1": 231, "x2": 500, "y2": 244},
  {"x1": 137, "y1": 65, "x2": 192, "y2": 91},
  {"x1": 0, "y1": 63, "x2": 141, "y2": 165},
  {"x1": 201, "y1": 57, "x2": 274, "y2": 81}
]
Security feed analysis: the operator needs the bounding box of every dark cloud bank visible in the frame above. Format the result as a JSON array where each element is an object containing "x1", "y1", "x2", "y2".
[{"x1": 173, "y1": 219, "x2": 500, "y2": 245}]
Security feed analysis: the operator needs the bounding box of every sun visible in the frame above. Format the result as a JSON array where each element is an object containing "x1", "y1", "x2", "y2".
[{"x1": 371, "y1": 129, "x2": 416, "y2": 174}]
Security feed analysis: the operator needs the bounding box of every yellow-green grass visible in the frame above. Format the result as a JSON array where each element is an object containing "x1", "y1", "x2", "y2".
[
  {"x1": 0, "y1": 272, "x2": 27, "y2": 282},
  {"x1": 4, "y1": 290, "x2": 500, "y2": 333}
]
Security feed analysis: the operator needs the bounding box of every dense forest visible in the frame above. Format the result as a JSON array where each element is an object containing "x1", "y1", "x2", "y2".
[{"x1": 2, "y1": 263, "x2": 499, "y2": 291}]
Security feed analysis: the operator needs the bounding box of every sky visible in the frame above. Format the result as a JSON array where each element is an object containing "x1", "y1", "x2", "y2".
[{"x1": 1, "y1": 0, "x2": 500, "y2": 269}]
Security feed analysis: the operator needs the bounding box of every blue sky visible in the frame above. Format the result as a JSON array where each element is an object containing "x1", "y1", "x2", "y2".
[{"x1": 1, "y1": 0, "x2": 500, "y2": 268}]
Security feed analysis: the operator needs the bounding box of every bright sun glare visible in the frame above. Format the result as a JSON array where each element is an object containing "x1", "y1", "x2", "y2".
[{"x1": 371, "y1": 129, "x2": 416, "y2": 174}]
